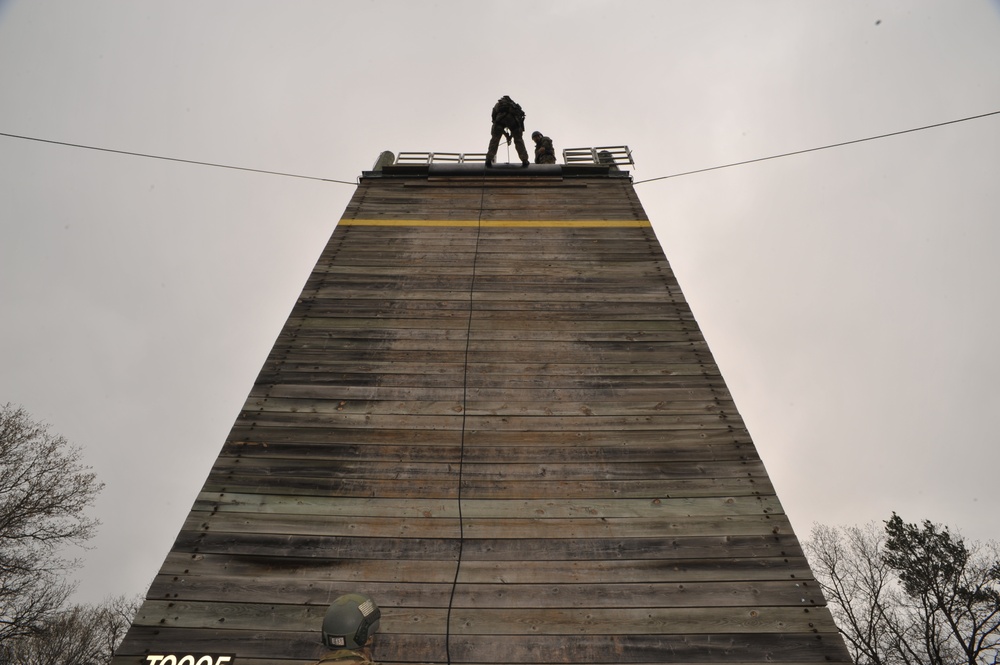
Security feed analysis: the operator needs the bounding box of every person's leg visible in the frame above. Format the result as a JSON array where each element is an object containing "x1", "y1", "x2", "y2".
[{"x1": 485, "y1": 125, "x2": 503, "y2": 165}]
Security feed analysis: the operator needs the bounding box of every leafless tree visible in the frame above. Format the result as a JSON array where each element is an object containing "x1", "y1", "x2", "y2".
[
  {"x1": 0, "y1": 403, "x2": 104, "y2": 642},
  {"x1": 0, "y1": 594, "x2": 143, "y2": 665},
  {"x1": 805, "y1": 516, "x2": 1000, "y2": 665},
  {"x1": 92, "y1": 593, "x2": 142, "y2": 661},
  {"x1": 806, "y1": 522, "x2": 905, "y2": 665}
]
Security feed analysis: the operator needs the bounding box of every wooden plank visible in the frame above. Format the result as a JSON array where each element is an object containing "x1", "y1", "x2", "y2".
[
  {"x1": 168, "y1": 531, "x2": 803, "y2": 561},
  {"x1": 459, "y1": 535, "x2": 804, "y2": 561},
  {"x1": 131, "y1": 601, "x2": 835, "y2": 635},
  {"x1": 266, "y1": 339, "x2": 714, "y2": 355},
  {"x1": 157, "y1": 552, "x2": 460, "y2": 583},
  {"x1": 254, "y1": 347, "x2": 718, "y2": 365},
  {"x1": 305, "y1": 262, "x2": 680, "y2": 278},
  {"x1": 223, "y1": 426, "x2": 756, "y2": 448},
  {"x1": 223, "y1": 418, "x2": 756, "y2": 446},
  {"x1": 454, "y1": 558, "x2": 813, "y2": 583},
  {"x1": 285, "y1": 318, "x2": 699, "y2": 331},
  {"x1": 219, "y1": 440, "x2": 758, "y2": 463},
  {"x1": 247, "y1": 371, "x2": 726, "y2": 389},
  {"x1": 272, "y1": 329, "x2": 701, "y2": 343},
  {"x1": 240, "y1": 396, "x2": 739, "y2": 417},
  {"x1": 199, "y1": 478, "x2": 773, "y2": 501},
  {"x1": 146, "y1": 576, "x2": 825, "y2": 609},
  {"x1": 452, "y1": 478, "x2": 775, "y2": 500},
  {"x1": 206, "y1": 458, "x2": 770, "y2": 482},
  {"x1": 181, "y1": 513, "x2": 789, "y2": 540},
  {"x1": 248, "y1": 384, "x2": 731, "y2": 402},
  {"x1": 234, "y1": 412, "x2": 742, "y2": 432},
  {"x1": 154, "y1": 553, "x2": 813, "y2": 585},
  {"x1": 437, "y1": 633, "x2": 850, "y2": 663},
  {"x1": 169, "y1": 532, "x2": 461, "y2": 559},
  {"x1": 448, "y1": 606, "x2": 838, "y2": 635},
  {"x1": 115, "y1": 628, "x2": 848, "y2": 664},
  {"x1": 195, "y1": 494, "x2": 781, "y2": 520}
]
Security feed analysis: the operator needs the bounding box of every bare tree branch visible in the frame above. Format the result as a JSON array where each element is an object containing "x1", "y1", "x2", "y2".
[
  {"x1": 0, "y1": 403, "x2": 104, "y2": 641},
  {"x1": 806, "y1": 516, "x2": 1000, "y2": 665}
]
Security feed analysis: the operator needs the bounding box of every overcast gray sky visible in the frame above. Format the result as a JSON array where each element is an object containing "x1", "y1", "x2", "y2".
[{"x1": 1, "y1": 1, "x2": 998, "y2": 605}]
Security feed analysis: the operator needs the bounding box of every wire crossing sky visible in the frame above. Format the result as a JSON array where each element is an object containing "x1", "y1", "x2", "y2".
[
  {"x1": 632, "y1": 109, "x2": 1000, "y2": 184},
  {"x1": 3, "y1": 108, "x2": 997, "y2": 187},
  {"x1": 0, "y1": 131, "x2": 359, "y2": 185}
]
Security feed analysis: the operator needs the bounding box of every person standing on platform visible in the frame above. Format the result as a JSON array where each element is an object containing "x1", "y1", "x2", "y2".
[{"x1": 485, "y1": 95, "x2": 529, "y2": 167}]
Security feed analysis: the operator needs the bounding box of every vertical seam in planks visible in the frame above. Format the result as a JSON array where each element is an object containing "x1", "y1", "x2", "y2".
[{"x1": 444, "y1": 172, "x2": 488, "y2": 665}]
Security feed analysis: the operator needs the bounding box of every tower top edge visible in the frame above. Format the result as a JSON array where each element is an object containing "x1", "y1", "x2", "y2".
[{"x1": 362, "y1": 163, "x2": 631, "y2": 180}]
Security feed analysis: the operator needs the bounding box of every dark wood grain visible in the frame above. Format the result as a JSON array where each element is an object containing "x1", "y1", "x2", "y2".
[{"x1": 115, "y1": 169, "x2": 850, "y2": 664}]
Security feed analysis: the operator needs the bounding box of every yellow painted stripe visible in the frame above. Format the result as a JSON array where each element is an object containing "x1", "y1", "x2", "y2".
[
  {"x1": 481, "y1": 220, "x2": 651, "y2": 228},
  {"x1": 337, "y1": 219, "x2": 651, "y2": 228}
]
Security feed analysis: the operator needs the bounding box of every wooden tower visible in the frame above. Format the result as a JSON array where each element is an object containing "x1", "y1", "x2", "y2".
[{"x1": 114, "y1": 157, "x2": 852, "y2": 665}]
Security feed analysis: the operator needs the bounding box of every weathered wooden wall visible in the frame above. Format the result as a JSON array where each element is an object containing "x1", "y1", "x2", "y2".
[{"x1": 114, "y1": 165, "x2": 851, "y2": 665}]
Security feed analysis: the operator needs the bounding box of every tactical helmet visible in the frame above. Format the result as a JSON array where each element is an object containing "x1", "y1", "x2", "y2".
[
  {"x1": 531, "y1": 131, "x2": 542, "y2": 140},
  {"x1": 322, "y1": 593, "x2": 381, "y2": 649}
]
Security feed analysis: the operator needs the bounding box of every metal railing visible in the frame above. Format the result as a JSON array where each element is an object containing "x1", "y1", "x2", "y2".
[
  {"x1": 386, "y1": 146, "x2": 633, "y2": 167},
  {"x1": 395, "y1": 151, "x2": 488, "y2": 164},
  {"x1": 562, "y1": 146, "x2": 634, "y2": 167}
]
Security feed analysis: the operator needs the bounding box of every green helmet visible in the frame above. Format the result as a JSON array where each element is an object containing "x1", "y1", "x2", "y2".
[{"x1": 322, "y1": 593, "x2": 381, "y2": 649}]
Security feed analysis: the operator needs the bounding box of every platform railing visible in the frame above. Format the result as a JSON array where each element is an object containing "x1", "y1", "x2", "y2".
[
  {"x1": 395, "y1": 151, "x2": 489, "y2": 164},
  {"x1": 562, "y1": 146, "x2": 634, "y2": 167},
  {"x1": 390, "y1": 146, "x2": 633, "y2": 167}
]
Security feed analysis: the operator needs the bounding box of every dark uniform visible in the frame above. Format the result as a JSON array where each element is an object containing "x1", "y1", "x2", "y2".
[
  {"x1": 532, "y1": 131, "x2": 556, "y2": 164},
  {"x1": 486, "y1": 96, "x2": 529, "y2": 167}
]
